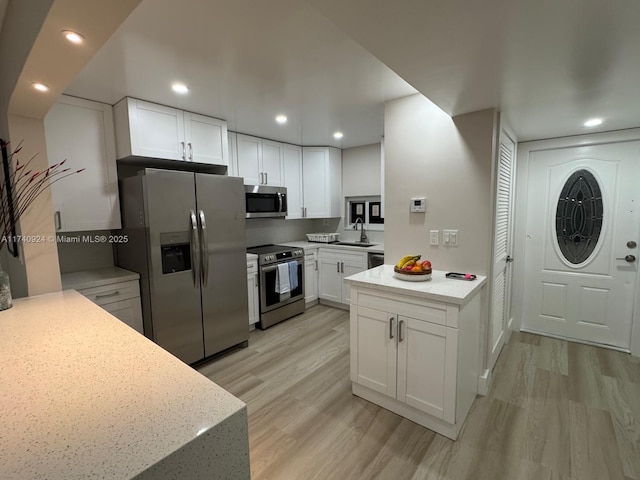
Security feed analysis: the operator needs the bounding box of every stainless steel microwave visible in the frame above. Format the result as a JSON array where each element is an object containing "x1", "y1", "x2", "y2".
[{"x1": 245, "y1": 185, "x2": 287, "y2": 218}]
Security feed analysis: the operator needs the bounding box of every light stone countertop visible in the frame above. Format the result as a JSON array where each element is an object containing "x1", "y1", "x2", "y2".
[
  {"x1": 344, "y1": 265, "x2": 486, "y2": 306},
  {"x1": 61, "y1": 266, "x2": 139, "y2": 290},
  {"x1": 282, "y1": 240, "x2": 384, "y2": 254},
  {"x1": 0, "y1": 290, "x2": 249, "y2": 479}
]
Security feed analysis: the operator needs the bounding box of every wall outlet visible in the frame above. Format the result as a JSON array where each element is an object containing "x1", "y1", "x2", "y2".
[
  {"x1": 429, "y1": 230, "x2": 439, "y2": 246},
  {"x1": 443, "y1": 229, "x2": 459, "y2": 247}
]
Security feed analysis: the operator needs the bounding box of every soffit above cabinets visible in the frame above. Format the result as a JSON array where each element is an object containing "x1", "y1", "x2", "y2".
[{"x1": 63, "y1": 0, "x2": 417, "y2": 149}]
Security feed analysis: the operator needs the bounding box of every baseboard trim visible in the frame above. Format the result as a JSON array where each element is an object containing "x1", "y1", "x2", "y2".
[
  {"x1": 319, "y1": 298, "x2": 349, "y2": 310},
  {"x1": 478, "y1": 368, "x2": 491, "y2": 396}
]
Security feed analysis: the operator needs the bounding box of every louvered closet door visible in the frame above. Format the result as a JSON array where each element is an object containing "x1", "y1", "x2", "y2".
[{"x1": 489, "y1": 129, "x2": 516, "y2": 369}]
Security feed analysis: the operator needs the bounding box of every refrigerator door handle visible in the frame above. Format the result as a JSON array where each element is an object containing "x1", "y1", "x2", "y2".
[
  {"x1": 199, "y1": 210, "x2": 210, "y2": 287},
  {"x1": 189, "y1": 210, "x2": 200, "y2": 288}
]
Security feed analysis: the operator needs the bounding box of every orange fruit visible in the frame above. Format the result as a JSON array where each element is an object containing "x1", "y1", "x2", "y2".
[{"x1": 411, "y1": 265, "x2": 422, "y2": 272}]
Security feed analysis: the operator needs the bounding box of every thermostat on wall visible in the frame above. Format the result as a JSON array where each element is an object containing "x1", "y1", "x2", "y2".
[{"x1": 410, "y1": 197, "x2": 426, "y2": 213}]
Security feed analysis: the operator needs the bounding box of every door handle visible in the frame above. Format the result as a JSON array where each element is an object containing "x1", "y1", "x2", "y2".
[
  {"x1": 506, "y1": 255, "x2": 514, "y2": 263},
  {"x1": 199, "y1": 210, "x2": 209, "y2": 287},
  {"x1": 616, "y1": 254, "x2": 636, "y2": 263},
  {"x1": 398, "y1": 319, "x2": 404, "y2": 342},
  {"x1": 389, "y1": 317, "x2": 394, "y2": 339},
  {"x1": 337, "y1": 261, "x2": 340, "y2": 273},
  {"x1": 181, "y1": 141, "x2": 186, "y2": 160},
  {"x1": 188, "y1": 142, "x2": 193, "y2": 161},
  {"x1": 54, "y1": 211, "x2": 61, "y2": 231},
  {"x1": 189, "y1": 211, "x2": 199, "y2": 288}
]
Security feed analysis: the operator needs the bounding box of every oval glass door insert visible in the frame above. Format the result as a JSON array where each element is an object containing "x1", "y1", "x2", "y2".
[{"x1": 556, "y1": 169, "x2": 603, "y2": 264}]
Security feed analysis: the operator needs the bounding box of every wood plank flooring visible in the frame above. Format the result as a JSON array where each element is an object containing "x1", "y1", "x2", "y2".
[{"x1": 198, "y1": 306, "x2": 640, "y2": 480}]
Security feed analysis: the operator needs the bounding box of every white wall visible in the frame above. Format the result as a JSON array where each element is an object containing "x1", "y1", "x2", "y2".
[
  {"x1": 342, "y1": 143, "x2": 381, "y2": 197},
  {"x1": 384, "y1": 94, "x2": 496, "y2": 275}
]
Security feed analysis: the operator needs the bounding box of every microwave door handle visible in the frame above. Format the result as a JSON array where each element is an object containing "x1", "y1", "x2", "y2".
[
  {"x1": 277, "y1": 192, "x2": 283, "y2": 214},
  {"x1": 199, "y1": 210, "x2": 209, "y2": 287},
  {"x1": 189, "y1": 210, "x2": 200, "y2": 288}
]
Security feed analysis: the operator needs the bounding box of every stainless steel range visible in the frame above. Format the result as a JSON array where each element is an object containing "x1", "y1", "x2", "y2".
[{"x1": 247, "y1": 244, "x2": 305, "y2": 329}]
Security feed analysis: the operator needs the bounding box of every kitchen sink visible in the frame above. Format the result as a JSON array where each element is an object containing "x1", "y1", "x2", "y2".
[{"x1": 336, "y1": 242, "x2": 376, "y2": 247}]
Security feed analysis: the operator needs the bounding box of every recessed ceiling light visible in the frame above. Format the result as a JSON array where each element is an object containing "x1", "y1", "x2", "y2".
[
  {"x1": 62, "y1": 30, "x2": 85, "y2": 44},
  {"x1": 584, "y1": 118, "x2": 603, "y2": 127},
  {"x1": 275, "y1": 115, "x2": 287, "y2": 125},
  {"x1": 32, "y1": 82, "x2": 49, "y2": 92},
  {"x1": 333, "y1": 131, "x2": 344, "y2": 139},
  {"x1": 171, "y1": 83, "x2": 189, "y2": 94}
]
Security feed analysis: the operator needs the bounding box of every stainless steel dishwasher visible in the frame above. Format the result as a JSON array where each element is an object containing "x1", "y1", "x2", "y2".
[{"x1": 368, "y1": 252, "x2": 385, "y2": 268}]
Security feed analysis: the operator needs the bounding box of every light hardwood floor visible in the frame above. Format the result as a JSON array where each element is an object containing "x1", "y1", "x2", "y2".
[{"x1": 198, "y1": 305, "x2": 640, "y2": 480}]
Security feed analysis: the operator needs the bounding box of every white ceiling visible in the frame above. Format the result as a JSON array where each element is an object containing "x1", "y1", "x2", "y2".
[{"x1": 65, "y1": 0, "x2": 640, "y2": 147}]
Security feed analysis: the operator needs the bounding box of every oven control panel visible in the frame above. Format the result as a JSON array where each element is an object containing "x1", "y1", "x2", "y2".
[{"x1": 259, "y1": 248, "x2": 304, "y2": 265}]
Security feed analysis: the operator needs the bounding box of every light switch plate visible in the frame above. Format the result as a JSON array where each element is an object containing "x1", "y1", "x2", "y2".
[
  {"x1": 443, "y1": 229, "x2": 459, "y2": 247},
  {"x1": 429, "y1": 230, "x2": 439, "y2": 245}
]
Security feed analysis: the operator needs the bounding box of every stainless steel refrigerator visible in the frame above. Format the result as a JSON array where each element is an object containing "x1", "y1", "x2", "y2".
[{"x1": 116, "y1": 168, "x2": 248, "y2": 364}]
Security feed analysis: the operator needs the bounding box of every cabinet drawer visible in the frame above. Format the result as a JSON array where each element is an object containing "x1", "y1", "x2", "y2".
[
  {"x1": 78, "y1": 280, "x2": 140, "y2": 306},
  {"x1": 101, "y1": 298, "x2": 143, "y2": 334},
  {"x1": 247, "y1": 260, "x2": 258, "y2": 273},
  {"x1": 304, "y1": 250, "x2": 318, "y2": 260},
  {"x1": 319, "y1": 248, "x2": 367, "y2": 265},
  {"x1": 356, "y1": 289, "x2": 447, "y2": 327}
]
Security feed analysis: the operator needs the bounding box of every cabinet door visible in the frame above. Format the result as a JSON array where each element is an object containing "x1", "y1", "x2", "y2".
[
  {"x1": 183, "y1": 112, "x2": 228, "y2": 165},
  {"x1": 44, "y1": 96, "x2": 121, "y2": 231},
  {"x1": 354, "y1": 307, "x2": 397, "y2": 397},
  {"x1": 227, "y1": 132, "x2": 239, "y2": 177},
  {"x1": 302, "y1": 147, "x2": 328, "y2": 217},
  {"x1": 304, "y1": 257, "x2": 318, "y2": 303},
  {"x1": 342, "y1": 260, "x2": 368, "y2": 304},
  {"x1": 261, "y1": 139, "x2": 284, "y2": 186},
  {"x1": 127, "y1": 99, "x2": 185, "y2": 160},
  {"x1": 318, "y1": 257, "x2": 342, "y2": 302},
  {"x1": 236, "y1": 134, "x2": 261, "y2": 185},
  {"x1": 283, "y1": 144, "x2": 304, "y2": 218},
  {"x1": 247, "y1": 272, "x2": 259, "y2": 326},
  {"x1": 396, "y1": 316, "x2": 454, "y2": 420},
  {"x1": 101, "y1": 298, "x2": 143, "y2": 334}
]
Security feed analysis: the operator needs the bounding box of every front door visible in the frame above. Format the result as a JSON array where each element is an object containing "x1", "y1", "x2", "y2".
[{"x1": 522, "y1": 142, "x2": 640, "y2": 349}]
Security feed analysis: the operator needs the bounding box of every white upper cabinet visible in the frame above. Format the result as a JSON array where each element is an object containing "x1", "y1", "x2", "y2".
[
  {"x1": 183, "y1": 112, "x2": 229, "y2": 165},
  {"x1": 44, "y1": 95, "x2": 120, "y2": 231},
  {"x1": 114, "y1": 98, "x2": 229, "y2": 166},
  {"x1": 236, "y1": 134, "x2": 284, "y2": 186},
  {"x1": 302, "y1": 147, "x2": 342, "y2": 218},
  {"x1": 283, "y1": 144, "x2": 303, "y2": 219},
  {"x1": 227, "y1": 132, "x2": 239, "y2": 177}
]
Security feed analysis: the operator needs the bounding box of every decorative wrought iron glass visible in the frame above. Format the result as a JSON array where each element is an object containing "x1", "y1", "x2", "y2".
[{"x1": 555, "y1": 169, "x2": 603, "y2": 264}]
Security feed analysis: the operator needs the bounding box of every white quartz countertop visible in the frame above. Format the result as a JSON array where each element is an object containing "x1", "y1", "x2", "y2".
[
  {"x1": 345, "y1": 265, "x2": 486, "y2": 306},
  {"x1": 0, "y1": 290, "x2": 246, "y2": 479},
  {"x1": 282, "y1": 240, "x2": 384, "y2": 254},
  {"x1": 61, "y1": 266, "x2": 139, "y2": 290}
]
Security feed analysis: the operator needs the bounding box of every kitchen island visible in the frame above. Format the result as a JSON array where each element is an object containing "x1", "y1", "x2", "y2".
[
  {"x1": 0, "y1": 290, "x2": 249, "y2": 479},
  {"x1": 345, "y1": 265, "x2": 486, "y2": 440}
]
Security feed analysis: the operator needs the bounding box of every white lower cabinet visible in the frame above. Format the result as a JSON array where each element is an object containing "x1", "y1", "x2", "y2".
[
  {"x1": 318, "y1": 248, "x2": 367, "y2": 305},
  {"x1": 247, "y1": 257, "x2": 259, "y2": 327},
  {"x1": 304, "y1": 249, "x2": 319, "y2": 305},
  {"x1": 350, "y1": 286, "x2": 481, "y2": 440},
  {"x1": 77, "y1": 279, "x2": 143, "y2": 334}
]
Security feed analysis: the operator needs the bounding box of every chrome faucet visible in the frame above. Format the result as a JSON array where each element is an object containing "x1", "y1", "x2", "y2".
[{"x1": 354, "y1": 217, "x2": 368, "y2": 243}]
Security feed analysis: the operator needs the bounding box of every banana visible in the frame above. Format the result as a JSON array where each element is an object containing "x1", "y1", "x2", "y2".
[{"x1": 396, "y1": 254, "x2": 421, "y2": 269}]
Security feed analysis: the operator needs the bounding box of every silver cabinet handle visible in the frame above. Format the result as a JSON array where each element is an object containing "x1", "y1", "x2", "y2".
[
  {"x1": 54, "y1": 211, "x2": 61, "y2": 231},
  {"x1": 181, "y1": 141, "x2": 186, "y2": 160},
  {"x1": 398, "y1": 319, "x2": 404, "y2": 342},
  {"x1": 315, "y1": 260, "x2": 318, "y2": 271},
  {"x1": 199, "y1": 210, "x2": 209, "y2": 287},
  {"x1": 616, "y1": 254, "x2": 636, "y2": 263},
  {"x1": 265, "y1": 172, "x2": 268, "y2": 184},
  {"x1": 255, "y1": 275, "x2": 258, "y2": 287},
  {"x1": 305, "y1": 207, "x2": 307, "y2": 217},
  {"x1": 389, "y1": 317, "x2": 394, "y2": 339},
  {"x1": 341, "y1": 262, "x2": 344, "y2": 273},
  {"x1": 95, "y1": 290, "x2": 120, "y2": 299},
  {"x1": 337, "y1": 261, "x2": 340, "y2": 273},
  {"x1": 302, "y1": 207, "x2": 305, "y2": 217},
  {"x1": 188, "y1": 142, "x2": 193, "y2": 161},
  {"x1": 189, "y1": 210, "x2": 199, "y2": 288},
  {"x1": 260, "y1": 172, "x2": 264, "y2": 184}
]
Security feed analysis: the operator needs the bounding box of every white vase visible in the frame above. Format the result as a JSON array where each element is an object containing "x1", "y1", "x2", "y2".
[{"x1": 0, "y1": 269, "x2": 12, "y2": 310}]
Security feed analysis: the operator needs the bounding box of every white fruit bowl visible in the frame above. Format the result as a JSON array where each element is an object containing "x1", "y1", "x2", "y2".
[{"x1": 393, "y1": 266, "x2": 432, "y2": 282}]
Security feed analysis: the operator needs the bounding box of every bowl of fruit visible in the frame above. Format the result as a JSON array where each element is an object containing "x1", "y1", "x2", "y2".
[{"x1": 394, "y1": 255, "x2": 432, "y2": 282}]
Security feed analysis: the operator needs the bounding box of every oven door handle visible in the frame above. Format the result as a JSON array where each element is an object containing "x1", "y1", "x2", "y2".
[{"x1": 260, "y1": 259, "x2": 303, "y2": 273}]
